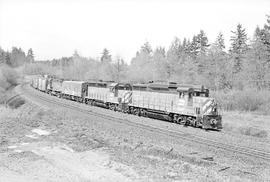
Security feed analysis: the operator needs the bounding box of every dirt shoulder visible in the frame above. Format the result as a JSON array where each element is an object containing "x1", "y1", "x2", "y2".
[{"x1": 0, "y1": 104, "x2": 138, "y2": 182}]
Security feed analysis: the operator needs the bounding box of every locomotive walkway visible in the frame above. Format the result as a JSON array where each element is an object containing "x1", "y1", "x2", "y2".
[{"x1": 19, "y1": 83, "x2": 270, "y2": 163}]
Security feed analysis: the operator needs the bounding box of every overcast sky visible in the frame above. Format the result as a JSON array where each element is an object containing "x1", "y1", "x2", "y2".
[{"x1": 0, "y1": 0, "x2": 269, "y2": 62}]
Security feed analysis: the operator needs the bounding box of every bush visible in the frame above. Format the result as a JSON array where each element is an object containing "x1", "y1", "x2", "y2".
[
  {"x1": 0, "y1": 65, "x2": 20, "y2": 104},
  {"x1": 211, "y1": 89, "x2": 270, "y2": 114},
  {"x1": 0, "y1": 65, "x2": 19, "y2": 90}
]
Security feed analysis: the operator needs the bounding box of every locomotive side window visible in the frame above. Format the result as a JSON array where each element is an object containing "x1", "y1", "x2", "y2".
[{"x1": 179, "y1": 92, "x2": 184, "y2": 98}]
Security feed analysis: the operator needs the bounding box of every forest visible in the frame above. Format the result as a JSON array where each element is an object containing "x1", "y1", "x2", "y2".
[{"x1": 1, "y1": 16, "x2": 270, "y2": 113}]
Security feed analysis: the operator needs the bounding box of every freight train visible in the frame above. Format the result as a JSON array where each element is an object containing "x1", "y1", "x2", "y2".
[{"x1": 31, "y1": 75, "x2": 222, "y2": 130}]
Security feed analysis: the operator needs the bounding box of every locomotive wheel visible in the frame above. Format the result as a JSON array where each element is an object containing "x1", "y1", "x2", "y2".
[
  {"x1": 140, "y1": 110, "x2": 146, "y2": 117},
  {"x1": 109, "y1": 104, "x2": 114, "y2": 110},
  {"x1": 134, "y1": 108, "x2": 140, "y2": 116},
  {"x1": 177, "y1": 117, "x2": 183, "y2": 124}
]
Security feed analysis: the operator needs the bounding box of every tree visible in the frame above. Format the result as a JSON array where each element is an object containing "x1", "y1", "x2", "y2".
[
  {"x1": 229, "y1": 23, "x2": 248, "y2": 73},
  {"x1": 244, "y1": 23, "x2": 270, "y2": 89},
  {"x1": 140, "y1": 41, "x2": 152, "y2": 55},
  {"x1": 152, "y1": 47, "x2": 168, "y2": 81},
  {"x1": 189, "y1": 30, "x2": 209, "y2": 58},
  {"x1": 101, "y1": 48, "x2": 112, "y2": 63},
  {"x1": 206, "y1": 33, "x2": 230, "y2": 90},
  {"x1": 73, "y1": 50, "x2": 80, "y2": 58},
  {"x1": 113, "y1": 56, "x2": 127, "y2": 82},
  {"x1": 128, "y1": 42, "x2": 154, "y2": 82},
  {"x1": 8, "y1": 47, "x2": 27, "y2": 67},
  {"x1": 213, "y1": 32, "x2": 225, "y2": 51},
  {"x1": 26, "y1": 48, "x2": 34, "y2": 63},
  {"x1": 166, "y1": 38, "x2": 183, "y2": 79},
  {"x1": 196, "y1": 30, "x2": 210, "y2": 54},
  {"x1": 0, "y1": 47, "x2": 7, "y2": 64}
]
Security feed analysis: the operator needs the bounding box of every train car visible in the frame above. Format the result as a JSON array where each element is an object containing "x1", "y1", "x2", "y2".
[
  {"x1": 85, "y1": 82, "x2": 132, "y2": 111},
  {"x1": 47, "y1": 77, "x2": 63, "y2": 97},
  {"x1": 31, "y1": 77, "x2": 39, "y2": 89},
  {"x1": 130, "y1": 83, "x2": 222, "y2": 130},
  {"x1": 37, "y1": 77, "x2": 48, "y2": 92},
  {"x1": 61, "y1": 80, "x2": 88, "y2": 102}
]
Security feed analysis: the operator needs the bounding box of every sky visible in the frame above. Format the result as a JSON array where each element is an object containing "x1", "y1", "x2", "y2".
[{"x1": 0, "y1": 0, "x2": 269, "y2": 62}]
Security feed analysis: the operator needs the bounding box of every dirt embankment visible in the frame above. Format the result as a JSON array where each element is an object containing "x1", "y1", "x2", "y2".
[{"x1": 0, "y1": 104, "x2": 138, "y2": 182}]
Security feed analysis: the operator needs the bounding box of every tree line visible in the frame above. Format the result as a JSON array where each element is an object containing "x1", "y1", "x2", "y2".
[
  {"x1": 1, "y1": 15, "x2": 270, "y2": 91},
  {"x1": 0, "y1": 47, "x2": 34, "y2": 67}
]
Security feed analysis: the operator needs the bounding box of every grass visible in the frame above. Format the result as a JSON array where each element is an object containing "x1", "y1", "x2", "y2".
[
  {"x1": 211, "y1": 89, "x2": 270, "y2": 138},
  {"x1": 222, "y1": 111, "x2": 269, "y2": 138}
]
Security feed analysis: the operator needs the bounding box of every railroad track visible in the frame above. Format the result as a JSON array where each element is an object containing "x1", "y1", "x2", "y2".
[{"x1": 21, "y1": 84, "x2": 270, "y2": 162}]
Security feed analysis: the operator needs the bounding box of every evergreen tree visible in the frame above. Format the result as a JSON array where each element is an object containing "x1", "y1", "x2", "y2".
[
  {"x1": 189, "y1": 35, "x2": 200, "y2": 57},
  {"x1": 245, "y1": 22, "x2": 270, "y2": 89},
  {"x1": 213, "y1": 32, "x2": 225, "y2": 51},
  {"x1": 196, "y1": 30, "x2": 210, "y2": 54},
  {"x1": 168, "y1": 37, "x2": 182, "y2": 58},
  {"x1": 73, "y1": 50, "x2": 80, "y2": 58},
  {"x1": 101, "y1": 48, "x2": 112, "y2": 63},
  {"x1": 207, "y1": 33, "x2": 230, "y2": 90},
  {"x1": 189, "y1": 30, "x2": 209, "y2": 58},
  {"x1": 140, "y1": 41, "x2": 152, "y2": 55},
  {"x1": 183, "y1": 39, "x2": 192, "y2": 55},
  {"x1": 229, "y1": 23, "x2": 248, "y2": 73},
  {"x1": 9, "y1": 47, "x2": 27, "y2": 67},
  {"x1": 26, "y1": 48, "x2": 34, "y2": 63}
]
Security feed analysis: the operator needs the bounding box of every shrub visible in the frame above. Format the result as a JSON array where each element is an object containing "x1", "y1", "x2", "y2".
[
  {"x1": 211, "y1": 89, "x2": 270, "y2": 114},
  {"x1": 0, "y1": 65, "x2": 20, "y2": 105},
  {"x1": 0, "y1": 65, "x2": 19, "y2": 90}
]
